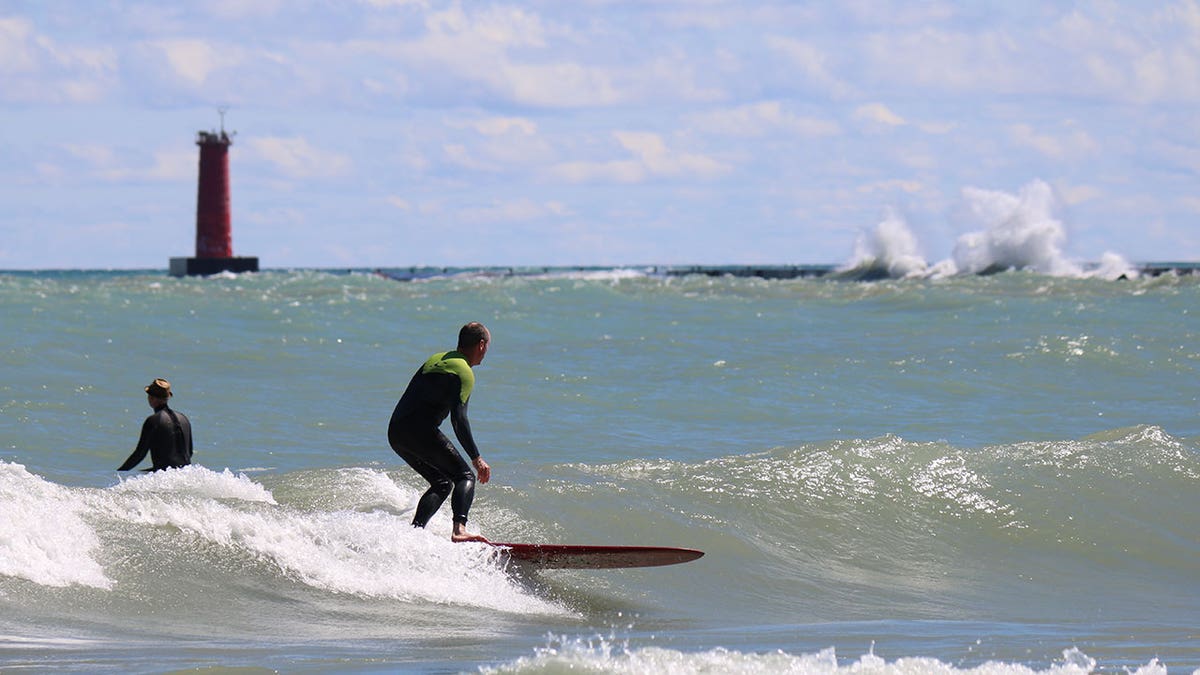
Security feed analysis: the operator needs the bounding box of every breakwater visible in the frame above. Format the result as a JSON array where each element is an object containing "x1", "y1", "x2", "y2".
[{"x1": 368, "y1": 262, "x2": 1199, "y2": 282}]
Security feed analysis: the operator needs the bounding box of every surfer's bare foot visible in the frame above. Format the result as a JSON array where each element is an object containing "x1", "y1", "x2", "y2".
[{"x1": 452, "y1": 524, "x2": 489, "y2": 543}]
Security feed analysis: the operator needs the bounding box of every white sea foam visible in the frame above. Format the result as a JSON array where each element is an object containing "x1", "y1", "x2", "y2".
[
  {"x1": 333, "y1": 466, "x2": 419, "y2": 512},
  {"x1": 483, "y1": 640, "x2": 1165, "y2": 675},
  {"x1": 531, "y1": 267, "x2": 650, "y2": 282},
  {"x1": 2, "y1": 461, "x2": 562, "y2": 614},
  {"x1": 110, "y1": 464, "x2": 277, "y2": 504},
  {"x1": 1084, "y1": 251, "x2": 1139, "y2": 280},
  {"x1": 0, "y1": 634, "x2": 103, "y2": 647},
  {"x1": 0, "y1": 461, "x2": 112, "y2": 589},
  {"x1": 96, "y1": 468, "x2": 565, "y2": 616}
]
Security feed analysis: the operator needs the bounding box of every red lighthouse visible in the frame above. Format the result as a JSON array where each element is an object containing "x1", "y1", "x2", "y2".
[{"x1": 170, "y1": 114, "x2": 259, "y2": 276}]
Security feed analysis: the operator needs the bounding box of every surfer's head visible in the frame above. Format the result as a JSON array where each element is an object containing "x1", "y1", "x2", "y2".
[{"x1": 458, "y1": 322, "x2": 490, "y2": 366}]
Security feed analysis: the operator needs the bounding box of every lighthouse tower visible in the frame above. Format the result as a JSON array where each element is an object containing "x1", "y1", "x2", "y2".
[{"x1": 169, "y1": 112, "x2": 259, "y2": 276}]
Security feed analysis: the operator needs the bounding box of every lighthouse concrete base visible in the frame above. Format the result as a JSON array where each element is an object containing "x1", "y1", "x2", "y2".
[{"x1": 170, "y1": 256, "x2": 260, "y2": 277}]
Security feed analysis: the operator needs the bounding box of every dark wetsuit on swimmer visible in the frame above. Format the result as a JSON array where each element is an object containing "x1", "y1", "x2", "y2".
[
  {"x1": 118, "y1": 404, "x2": 193, "y2": 471},
  {"x1": 388, "y1": 350, "x2": 481, "y2": 528}
]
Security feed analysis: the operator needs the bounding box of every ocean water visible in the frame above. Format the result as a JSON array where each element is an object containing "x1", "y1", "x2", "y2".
[{"x1": 1, "y1": 267, "x2": 1197, "y2": 674}]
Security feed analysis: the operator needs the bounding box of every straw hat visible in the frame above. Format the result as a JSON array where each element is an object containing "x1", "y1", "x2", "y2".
[{"x1": 144, "y1": 378, "x2": 173, "y2": 398}]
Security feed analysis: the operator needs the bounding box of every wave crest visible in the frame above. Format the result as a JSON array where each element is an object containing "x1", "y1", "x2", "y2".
[{"x1": 0, "y1": 461, "x2": 112, "y2": 589}]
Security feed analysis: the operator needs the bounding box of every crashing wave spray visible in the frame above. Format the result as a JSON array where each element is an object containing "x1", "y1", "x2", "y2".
[
  {"x1": 843, "y1": 180, "x2": 1135, "y2": 279},
  {"x1": 952, "y1": 179, "x2": 1080, "y2": 276},
  {"x1": 841, "y1": 209, "x2": 928, "y2": 279}
]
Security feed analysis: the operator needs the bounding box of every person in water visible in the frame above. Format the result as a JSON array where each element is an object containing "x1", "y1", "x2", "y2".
[
  {"x1": 118, "y1": 378, "x2": 194, "y2": 472},
  {"x1": 388, "y1": 322, "x2": 493, "y2": 542}
]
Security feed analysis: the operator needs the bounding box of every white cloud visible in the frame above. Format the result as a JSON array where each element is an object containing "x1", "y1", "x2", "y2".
[
  {"x1": 58, "y1": 143, "x2": 192, "y2": 182},
  {"x1": 0, "y1": 17, "x2": 38, "y2": 73},
  {"x1": 385, "y1": 196, "x2": 412, "y2": 211},
  {"x1": 137, "y1": 146, "x2": 193, "y2": 178},
  {"x1": 424, "y1": 4, "x2": 549, "y2": 48},
  {"x1": 62, "y1": 143, "x2": 117, "y2": 167},
  {"x1": 457, "y1": 197, "x2": 570, "y2": 224},
  {"x1": 856, "y1": 179, "x2": 923, "y2": 195},
  {"x1": 617, "y1": 131, "x2": 727, "y2": 176},
  {"x1": 1056, "y1": 182, "x2": 1103, "y2": 206},
  {"x1": 853, "y1": 103, "x2": 906, "y2": 128},
  {"x1": 1151, "y1": 137, "x2": 1200, "y2": 174},
  {"x1": 489, "y1": 61, "x2": 625, "y2": 107},
  {"x1": 0, "y1": 16, "x2": 112, "y2": 74},
  {"x1": 103, "y1": 148, "x2": 195, "y2": 181},
  {"x1": 765, "y1": 35, "x2": 853, "y2": 98},
  {"x1": 917, "y1": 120, "x2": 957, "y2": 134},
  {"x1": 859, "y1": 26, "x2": 1032, "y2": 95},
  {"x1": 551, "y1": 131, "x2": 729, "y2": 183},
  {"x1": 552, "y1": 158, "x2": 643, "y2": 183},
  {"x1": 441, "y1": 115, "x2": 555, "y2": 171},
  {"x1": 1047, "y1": 1, "x2": 1200, "y2": 103},
  {"x1": 1009, "y1": 123, "x2": 1098, "y2": 160},
  {"x1": 205, "y1": 0, "x2": 287, "y2": 19},
  {"x1": 382, "y1": 3, "x2": 622, "y2": 108},
  {"x1": 0, "y1": 16, "x2": 115, "y2": 102},
  {"x1": 469, "y1": 117, "x2": 538, "y2": 136},
  {"x1": 153, "y1": 39, "x2": 237, "y2": 86},
  {"x1": 34, "y1": 162, "x2": 65, "y2": 182},
  {"x1": 1178, "y1": 195, "x2": 1200, "y2": 213},
  {"x1": 364, "y1": 0, "x2": 430, "y2": 6},
  {"x1": 443, "y1": 143, "x2": 489, "y2": 171},
  {"x1": 690, "y1": 101, "x2": 841, "y2": 138},
  {"x1": 246, "y1": 137, "x2": 352, "y2": 178},
  {"x1": 349, "y1": 3, "x2": 722, "y2": 107}
]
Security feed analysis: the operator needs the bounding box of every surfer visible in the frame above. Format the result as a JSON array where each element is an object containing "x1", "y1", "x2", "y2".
[
  {"x1": 117, "y1": 378, "x2": 194, "y2": 472},
  {"x1": 388, "y1": 322, "x2": 493, "y2": 542}
]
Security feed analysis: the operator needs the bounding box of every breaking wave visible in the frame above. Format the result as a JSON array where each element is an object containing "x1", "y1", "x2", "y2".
[{"x1": 841, "y1": 179, "x2": 1138, "y2": 280}]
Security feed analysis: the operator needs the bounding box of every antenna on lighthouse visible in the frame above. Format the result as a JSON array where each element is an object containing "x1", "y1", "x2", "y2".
[{"x1": 218, "y1": 107, "x2": 227, "y2": 134}]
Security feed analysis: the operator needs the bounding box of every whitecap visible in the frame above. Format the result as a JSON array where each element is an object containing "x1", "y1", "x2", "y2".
[{"x1": 0, "y1": 461, "x2": 113, "y2": 589}]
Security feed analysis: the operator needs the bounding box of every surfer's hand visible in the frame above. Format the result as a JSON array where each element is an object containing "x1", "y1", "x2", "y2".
[{"x1": 473, "y1": 456, "x2": 491, "y2": 484}]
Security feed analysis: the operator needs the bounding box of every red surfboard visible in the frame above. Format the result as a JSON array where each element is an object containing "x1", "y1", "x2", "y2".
[{"x1": 489, "y1": 543, "x2": 704, "y2": 569}]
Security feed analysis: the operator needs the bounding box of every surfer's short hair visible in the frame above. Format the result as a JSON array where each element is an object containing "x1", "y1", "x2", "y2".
[{"x1": 458, "y1": 322, "x2": 490, "y2": 349}]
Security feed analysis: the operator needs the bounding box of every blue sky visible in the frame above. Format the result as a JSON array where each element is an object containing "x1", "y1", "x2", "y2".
[{"x1": 2, "y1": 1, "x2": 1198, "y2": 270}]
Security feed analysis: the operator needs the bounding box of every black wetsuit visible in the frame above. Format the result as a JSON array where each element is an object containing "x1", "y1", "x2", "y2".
[
  {"x1": 118, "y1": 405, "x2": 193, "y2": 471},
  {"x1": 387, "y1": 350, "x2": 480, "y2": 527}
]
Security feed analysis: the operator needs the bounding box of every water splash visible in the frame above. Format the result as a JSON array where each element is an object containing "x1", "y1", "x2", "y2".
[
  {"x1": 953, "y1": 180, "x2": 1077, "y2": 275},
  {"x1": 111, "y1": 464, "x2": 277, "y2": 504},
  {"x1": 0, "y1": 461, "x2": 113, "y2": 589},
  {"x1": 481, "y1": 638, "x2": 1157, "y2": 675},
  {"x1": 0, "y1": 462, "x2": 567, "y2": 616},
  {"x1": 841, "y1": 208, "x2": 928, "y2": 279},
  {"x1": 844, "y1": 180, "x2": 1136, "y2": 280}
]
